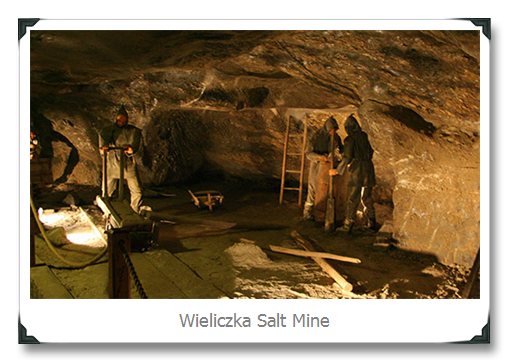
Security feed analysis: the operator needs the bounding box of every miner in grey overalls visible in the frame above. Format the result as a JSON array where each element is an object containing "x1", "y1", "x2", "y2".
[
  {"x1": 330, "y1": 114, "x2": 376, "y2": 233},
  {"x1": 303, "y1": 116, "x2": 343, "y2": 221},
  {"x1": 98, "y1": 106, "x2": 143, "y2": 213}
]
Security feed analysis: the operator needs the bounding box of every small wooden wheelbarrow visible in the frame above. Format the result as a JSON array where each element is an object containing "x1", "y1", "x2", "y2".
[{"x1": 188, "y1": 190, "x2": 224, "y2": 212}]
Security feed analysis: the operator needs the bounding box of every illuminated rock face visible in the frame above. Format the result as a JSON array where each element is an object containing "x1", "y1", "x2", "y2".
[
  {"x1": 30, "y1": 30, "x2": 481, "y2": 266},
  {"x1": 358, "y1": 101, "x2": 480, "y2": 267}
]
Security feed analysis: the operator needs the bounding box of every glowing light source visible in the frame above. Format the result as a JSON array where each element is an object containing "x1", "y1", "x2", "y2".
[
  {"x1": 35, "y1": 208, "x2": 106, "y2": 247},
  {"x1": 37, "y1": 208, "x2": 66, "y2": 225},
  {"x1": 65, "y1": 231, "x2": 98, "y2": 245}
]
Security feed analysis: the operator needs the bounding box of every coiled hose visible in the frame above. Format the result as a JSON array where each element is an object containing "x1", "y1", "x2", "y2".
[{"x1": 30, "y1": 196, "x2": 108, "y2": 268}]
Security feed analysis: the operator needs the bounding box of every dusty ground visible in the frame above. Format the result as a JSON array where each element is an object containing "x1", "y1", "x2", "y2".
[{"x1": 31, "y1": 178, "x2": 479, "y2": 299}]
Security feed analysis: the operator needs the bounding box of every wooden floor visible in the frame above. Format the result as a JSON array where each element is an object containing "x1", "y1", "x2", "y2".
[{"x1": 30, "y1": 248, "x2": 227, "y2": 299}]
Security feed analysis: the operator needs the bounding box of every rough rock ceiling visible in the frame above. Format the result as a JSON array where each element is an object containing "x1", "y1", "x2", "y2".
[
  {"x1": 31, "y1": 30, "x2": 480, "y2": 125},
  {"x1": 29, "y1": 29, "x2": 481, "y2": 188}
]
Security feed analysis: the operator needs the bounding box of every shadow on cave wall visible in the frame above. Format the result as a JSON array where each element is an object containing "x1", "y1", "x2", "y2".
[
  {"x1": 384, "y1": 105, "x2": 436, "y2": 137},
  {"x1": 31, "y1": 112, "x2": 80, "y2": 184},
  {"x1": 140, "y1": 109, "x2": 206, "y2": 185}
]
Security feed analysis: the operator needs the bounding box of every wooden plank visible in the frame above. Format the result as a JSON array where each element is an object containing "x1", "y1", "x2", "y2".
[
  {"x1": 239, "y1": 238, "x2": 256, "y2": 244},
  {"x1": 188, "y1": 189, "x2": 201, "y2": 208},
  {"x1": 290, "y1": 230, "x2": 353, "y2": 293},
  {"x1": 30, "y1": 265, "x2": 73, "y2": 299},
  {"x1": 136, "y1": 250, "x2": 226, "y2": 299},
  {"x1": 269, "y1": 245, "x2": 361, "y2": 264},
  {"x1": 129, "y1": 253, "x2": 187, "y2": 299}
]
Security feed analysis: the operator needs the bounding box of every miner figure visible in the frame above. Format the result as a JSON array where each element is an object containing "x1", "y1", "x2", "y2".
[
  {"x1": 98, "y1": 105, "x2": 143, "y2": 213},
  {"x1": 329, "y1": 114, "x2": 377, "y2": 233},
  {"x1": 303, "y1": 116, "x2": 343, "y2": 221}
]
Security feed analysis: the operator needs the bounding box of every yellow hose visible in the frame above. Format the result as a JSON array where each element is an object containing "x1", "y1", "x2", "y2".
[{"x1": 30, "y1": 196, "x2": 108, "y2": 268}]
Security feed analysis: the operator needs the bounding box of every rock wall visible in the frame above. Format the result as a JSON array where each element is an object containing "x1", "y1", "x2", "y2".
[
  {"x1": 358, "y1": 101, "x2": 480, "y2": 266},
  {"x1": 30, "y1": 30, "x2": 481, "y2": 267}
]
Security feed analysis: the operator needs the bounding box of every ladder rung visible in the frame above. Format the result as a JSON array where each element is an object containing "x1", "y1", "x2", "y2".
[{"x1": 280, "y1": 116, "x2": 307, "y2": 206}]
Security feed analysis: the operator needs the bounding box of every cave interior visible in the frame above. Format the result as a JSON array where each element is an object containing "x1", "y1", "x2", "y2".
[{"x1": 29, "y1": 29, "x2": 481, "y2": 299}]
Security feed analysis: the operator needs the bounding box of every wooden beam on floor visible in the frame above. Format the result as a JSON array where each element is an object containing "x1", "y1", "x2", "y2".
[
  {"x1": 269, "y1": 244, "x2": 361, "y2": 264},
  {"x1": 290, "y1": 230, "x2": 354, "y2": 293}
]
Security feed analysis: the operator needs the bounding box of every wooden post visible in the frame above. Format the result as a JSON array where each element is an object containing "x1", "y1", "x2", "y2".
[
  {"x1": 30, "y1": 206, "x2": 37, "y2": 267},
  {"x1": 118, "y1": 150, "x2": 125, "y2": 201},
  {"x1": 279, "y1": 116, "x2": 291, "y2": 205},
  {"x1": 102, "y1": 150, "x2": 108, "y2": 199},
  {"x1": 325, "y1": 132, "x2": 336, "y2": 233},
  {"x1": 298, "y1": 118, "x2": 308, "y2": 207},
  {"x1": 108, "y1": 230, "x2": 131, "y2": 299}
]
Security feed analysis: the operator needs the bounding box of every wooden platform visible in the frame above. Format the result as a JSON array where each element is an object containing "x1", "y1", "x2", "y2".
[{"x1": 30, "y1": 249, "x2": 227, "y2": 299}]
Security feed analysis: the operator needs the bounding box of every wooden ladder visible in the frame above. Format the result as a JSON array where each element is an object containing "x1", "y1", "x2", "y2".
[{"x1": 279, "y1": 116, "x2": 308, "y2": 206}]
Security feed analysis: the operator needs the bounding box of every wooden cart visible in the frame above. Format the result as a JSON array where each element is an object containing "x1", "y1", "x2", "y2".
[{"x1": 188, "y1": 190, "x2": 224, "y2": 212}]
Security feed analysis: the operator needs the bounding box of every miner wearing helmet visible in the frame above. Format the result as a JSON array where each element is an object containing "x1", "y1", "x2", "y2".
[{"x1": 98, "y1": 105, "x2": 143, "y2": 213}]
